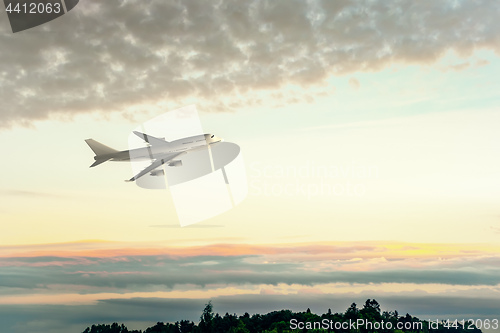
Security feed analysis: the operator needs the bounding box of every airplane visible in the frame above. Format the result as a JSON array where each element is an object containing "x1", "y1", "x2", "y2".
[{"x1": 85, "y1": 131, "x2": 223, "y2": 182}]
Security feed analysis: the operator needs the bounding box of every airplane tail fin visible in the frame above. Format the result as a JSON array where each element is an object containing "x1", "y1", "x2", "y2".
[
  {"x1": 85, "y1": 139, "x2": 118, "y2": 156},
  {"x1": 85, "y1": 139, "x2": 118, "y2": 168}
]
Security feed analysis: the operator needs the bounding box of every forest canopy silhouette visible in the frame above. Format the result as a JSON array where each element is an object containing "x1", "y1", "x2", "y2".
[{"x1": 82, "y1": 299, "x2": 483, "y2": 333}]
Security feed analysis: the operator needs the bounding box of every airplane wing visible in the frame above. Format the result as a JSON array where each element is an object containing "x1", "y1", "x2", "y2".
[
  {"x1": 126, "y1": 152, "x2": 185, "y2": 182},
  {"x1": 133, "y1": 131, "x2": 169, "y2": 146}
]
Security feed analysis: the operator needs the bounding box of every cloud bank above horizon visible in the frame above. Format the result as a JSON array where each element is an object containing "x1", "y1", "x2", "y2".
[
  {"x1": 1, "y1": 241, "x2": 500, "y2": 299},
  {"x1": 1, "y1": 241, "x2": 500, "y2": 332}
]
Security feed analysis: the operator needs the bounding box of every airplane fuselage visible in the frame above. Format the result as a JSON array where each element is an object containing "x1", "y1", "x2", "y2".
[
  {"x1": 102, "y1": 134, "x2": 222, "y2": 162},
  {"x1": 86, "y1": 131, "x2": 223, "y2": 181}
]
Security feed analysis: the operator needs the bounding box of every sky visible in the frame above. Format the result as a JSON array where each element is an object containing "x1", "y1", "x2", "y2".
[{"x1": 0, "y1": 0, "x2": 500, "y2": 332}]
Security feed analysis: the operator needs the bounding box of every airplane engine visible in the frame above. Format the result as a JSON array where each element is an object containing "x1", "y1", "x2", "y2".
[
  {"x1": 150, "y1": 169, "x2": 165, "y2": 176},
  {"x1": 168, "y1": 160, "x2": 182, "y2": 167}
]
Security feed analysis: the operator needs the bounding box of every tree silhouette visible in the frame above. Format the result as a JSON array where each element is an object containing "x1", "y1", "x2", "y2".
[
  {"x1": 198, "y1": 301, "x2": 214, "y2": 333},
  {"x1": 81, "y1": 299, "x2": 483, "y2": 333}
]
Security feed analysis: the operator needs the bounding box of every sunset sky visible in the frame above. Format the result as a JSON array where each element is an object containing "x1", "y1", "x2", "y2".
[{"x1": 1, "y1": 1, "x2": 500, "y2": 332}]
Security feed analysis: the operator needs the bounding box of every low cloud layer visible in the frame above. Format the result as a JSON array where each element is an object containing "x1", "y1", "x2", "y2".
[
  {"x1": 1, "y1": 0, "x2": 499, "y2": 127},
  {"x1": 1, "y1": 241, "x2": 499, "y2": 332},
  {"x1": 1, "y1": 242, "x2": 500, "y2": 294}
]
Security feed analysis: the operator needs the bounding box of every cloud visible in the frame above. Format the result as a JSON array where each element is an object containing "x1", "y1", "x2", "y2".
[
  {"x1": 1, "y1": 242, "x2": 500, "y2": 294},
  {"x1": 1, "y1": 0, "x2": 499, "y2": 128},
  {"x1": 1, "y1": 241, "x2": 500, "y2": 332},
  {"x1": 149, "y1": 224, "x2": 224, "y2": 228},
  {"x1": 0, "y1": 189, "x2": 59, "y2": 197},
  {"x1": 348, "y1": 77, "x2": 360, "y2": 90}
]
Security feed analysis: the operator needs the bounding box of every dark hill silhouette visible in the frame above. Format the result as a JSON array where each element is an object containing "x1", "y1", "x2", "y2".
[{"x1": 82, "y1": 299, "x2": 483, "y2": 333}]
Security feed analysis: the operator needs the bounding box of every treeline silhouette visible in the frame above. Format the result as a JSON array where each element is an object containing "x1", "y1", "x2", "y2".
[{"x1": 82, "y1": 299, "x2": 482, "y2": 333}]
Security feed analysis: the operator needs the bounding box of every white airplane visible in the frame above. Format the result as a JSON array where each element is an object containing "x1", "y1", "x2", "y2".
[{"x1": 85, "y1": 131, "x2": 223, "y2": 182}]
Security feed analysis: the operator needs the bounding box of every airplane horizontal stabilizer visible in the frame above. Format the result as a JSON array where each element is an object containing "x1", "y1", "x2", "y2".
[{"x1": 90, "y1": 157, "x2": 111, "y2": 168}]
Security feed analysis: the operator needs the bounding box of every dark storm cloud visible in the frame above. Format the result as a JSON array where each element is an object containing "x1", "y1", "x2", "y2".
[
  {"x1": 0, "y1": 0, "x2": 499, "y2": 127},
  {"x1": 1, "y1": 294, "x2": 500, "y2": 333}
]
